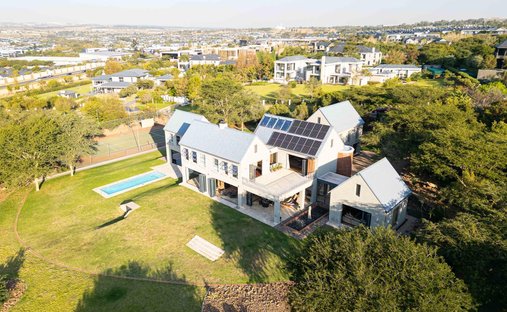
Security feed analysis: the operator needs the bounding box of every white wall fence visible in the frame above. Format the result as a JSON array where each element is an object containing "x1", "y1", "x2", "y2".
[{"x1": 0, "y1": 62, "x2": 105, "y2": 86}]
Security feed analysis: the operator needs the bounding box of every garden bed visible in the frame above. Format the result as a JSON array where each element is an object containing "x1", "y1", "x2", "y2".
[{"x1": 286, "y1": 206, "x2": 328, "y2": 232}]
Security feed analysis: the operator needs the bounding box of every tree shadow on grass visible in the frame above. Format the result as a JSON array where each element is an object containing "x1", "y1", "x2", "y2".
[
  {"x1": 208, "y1": 202, "x2": 302, "y2": 283},
  {"x1": 0, "y1": 248, "x2": 25, "y2": 281},
  {"x1": 74, "y1": 260, "x2": 204, "y2": 312}
]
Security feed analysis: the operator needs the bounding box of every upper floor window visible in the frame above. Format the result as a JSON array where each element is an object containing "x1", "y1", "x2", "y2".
[
  {"x1": 183, "y1": 148, "x2": 189, "y2": 160},
  {"x1": 254, "y1": 144, "x2": 258, "y2": 153},
  {"x1": 214, "y1": 158, "x2": 219, "y2": 172},
  {"x1": 331, "y1": 139, "x2": 334, "y2": 148},
  {"x1": 317, "y1": 117, "x2": 321, "y2": 124},
  {"x1": 221, "y1": 161, "x2": 229, "y2": 175},
  {"x1": 356, "y1": 184, "x2": 361, "y2": 197},
  {"x1": 199, "y1": 154, "x2": 206, "y2": 167},
  {"x1": 176, "y1": 135, "x2": 181, "y2": 144},
  {"x1": 232, "y1": 165, "x2": 238, "y2": 178},
  {"x1": 192, "y1": 151, "x2": 197, "y2": 163}
]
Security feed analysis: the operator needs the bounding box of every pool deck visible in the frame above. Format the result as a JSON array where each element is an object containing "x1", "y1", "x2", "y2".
[{"x1": 93, "y1": 170, "x2": 169, "y2": 198}]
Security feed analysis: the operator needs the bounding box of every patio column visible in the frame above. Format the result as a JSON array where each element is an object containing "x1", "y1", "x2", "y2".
[
  {"x1": 310, "y1": 183, "x2": 318, "y2": 203},
  {"x1": 298, "y1": 190, "x2": 305, "y2": 209},
  {"x1": 182, "y1": 167, "x2": 189, "y2": 184},
  {"x1": 237, "y1": 186, "x2": 245, "y2": 208},
  {"x1": 273, "y1": 200, "x2": 281, "y2": 225}
]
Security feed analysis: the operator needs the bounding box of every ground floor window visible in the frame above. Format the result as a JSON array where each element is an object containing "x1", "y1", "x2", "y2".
[{"x1": 341, "y1": 205, "x2": 371, "y2": 227}]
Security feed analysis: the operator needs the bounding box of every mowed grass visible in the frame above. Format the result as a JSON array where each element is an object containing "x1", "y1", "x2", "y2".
[
  {"x1": 17, "y1": 151, "x2": 300, "y2": 288},
  {"x1": 0, "y1": 191, "x2": 204, "y2": 311},
  {"x1": 37, "y1": 83, "x2": 92, "y2": 100},
  {"x1": 245, "y1": 83, "x2": 349, "y2": 101}
]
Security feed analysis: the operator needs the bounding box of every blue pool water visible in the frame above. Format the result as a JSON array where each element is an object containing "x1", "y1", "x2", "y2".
[{"x1": 100, "y1": 171, "x2": 166, "y2": 196}]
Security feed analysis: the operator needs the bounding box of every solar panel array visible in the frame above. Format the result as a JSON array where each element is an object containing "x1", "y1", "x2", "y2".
[
  {"x1": 259, "y1": 116, "x2": 293, "y2": 131},
  {"x1": 287, "y1": 120, "x2": 330, "y2": 140},
  {"x1": 267, "y1": 132, "x2": 322, "y2": 156}
]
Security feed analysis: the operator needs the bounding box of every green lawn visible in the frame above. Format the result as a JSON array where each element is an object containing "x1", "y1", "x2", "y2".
[
  {"x1": 245, "y1": 83, "x2": 349, "y2": 101},
  {"x1": 0, "y1": 150, "x2": 301, "y2": 310},
  {"x1": 37, "y1": 83, "x2": 92, "y2": 100}
]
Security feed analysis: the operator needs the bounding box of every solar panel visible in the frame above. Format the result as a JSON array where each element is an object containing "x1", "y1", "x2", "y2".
[
  {"x1": 316, "y1": 125, "x2": 330, "y2": 140},
  {"x1": 267, "y1": 117, "x2": 277, "y2": 128},
  {"x1": 274, "y1": 119, "x2": 285, "y2": 130},
  {"x1": 281, "y1": 120, "x2": 292, "y2": 131},
  {"x1": 266, "y1": 130, "x2": 323, "y2": 156},
  {"x1": 260, "y1": 116, "x2": 270, "y2": 127},
  {"x1": 267, "y1": 131, "x2": 279, "y2": 145},
  {"x1": 288, "y1": 120, "x2": 301, "y2": 133}
]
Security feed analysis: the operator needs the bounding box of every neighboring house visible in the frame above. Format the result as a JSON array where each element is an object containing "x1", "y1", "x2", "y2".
[
  {"x1": 326, "y1": 158, "x2": 411, "y2": 229},
  {"x1": 328, "y1": 43, "x2": 382, "y2": 66},
  {"x1": 318, "y1": 56, "x2": 364, "y2": 85},
  {"x1": 58, "y1": 90, "x2": 79, "y2": 99},
  {"x1": 495, "y1": 40, "x2": 507, "y2": 69},
  {"x1": 307, "y1": 100, "x2": 364, "y2": 150},
  {"x1": 274, "y1": 55, "x2": 312, "y2": 83},
  {"x1": 163, "y1": 101, "x2": 411, "y2": 229},
  {"x1": 189, "y1": 54, "x2": 221, "y2": 67},
  {"x1": 369, "y1": 64, "x2": 421, "y2": 79},
  {"x1": 155, "y1": 74, "x2": 174, "y2": 86},
  {"x1": 93, "y1": 69, "x2": 150, "y2": 93},
  {"x1": 311, "y1": 41, "x2": 331, "y2": 52}
]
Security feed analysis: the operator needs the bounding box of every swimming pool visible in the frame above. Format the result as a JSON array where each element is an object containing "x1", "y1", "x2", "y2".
[{"x1": 94, "y1": 171, "x2": 167, "y2": 198}]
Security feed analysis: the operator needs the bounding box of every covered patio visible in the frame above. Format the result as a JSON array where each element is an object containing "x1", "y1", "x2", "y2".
[{"x1": 240, "y1": 168, "x2": 314, "y2": 226}]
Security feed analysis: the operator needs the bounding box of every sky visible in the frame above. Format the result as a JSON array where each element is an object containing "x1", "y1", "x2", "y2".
[{"x1": 1, "y1": 0, "x2": 506, "y2": 28}]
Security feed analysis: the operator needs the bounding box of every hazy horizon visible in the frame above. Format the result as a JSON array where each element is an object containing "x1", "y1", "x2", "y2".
[{"x1": 1, "y1": 0, "x2": 506, "y2": 28}]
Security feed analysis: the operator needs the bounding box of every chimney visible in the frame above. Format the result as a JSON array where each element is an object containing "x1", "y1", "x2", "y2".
[
  {"x1": 336, "y1": 146, "x2": 354, "y2": 177},
  {"x1": 218, "y1": 120, "x2": 227, "y2": 129}
]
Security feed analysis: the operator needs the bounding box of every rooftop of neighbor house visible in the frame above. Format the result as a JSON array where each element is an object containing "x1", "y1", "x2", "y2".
[
  {"x1": 157, "y1": 74, "x2": 174, "y2": 80},
  {"x1": 179, "y1": 120, "x2": 257, "y2": 163},
  {"x1": 111, "y1": 69, "x2": 149, "y2": 78},
  {"x1": 328, "y1": 43, "x2": 378, "y2": 54},
  {"x1": 322, "y1": 56, "x2": 361, "y2": 64},
  {"x1": 98, "y1": 81, "x2": 132, "y2": 88},
  {"x1": 357, "y1": 157, "x2": 412, "y2": 212},
  {"x1": 314, "y1": 100, "x2": 365, "y2": 134},
  {"x1": 190, "y1": 54, "x2": 221, "y2": 61},
  {"x1": 163, "y1": 110, "x2": 209, "y2": 136},
  {"x1": 496, "y1": 40, "x2": 507, "y2": 49},
  {"x1": 91, "y1": 74, "x2": 111, "y2": 81},
  {"x1": 375, "y1": 64, "x2": 421, "y2": 69},
  {"x1": 276, "y1": 55, "x2": 310, "y2": 62}
]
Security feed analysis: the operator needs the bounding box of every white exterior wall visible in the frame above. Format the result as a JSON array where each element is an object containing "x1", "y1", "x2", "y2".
[
  {"x1": 328, "y1": 175, "x2": 408, "y2": 228},
  {"x1": 319, "y1": 61, "x2": 363, "y2": 85},
  {"x1": 360, "y1": 51, "x2": 382, "y2": 66},
  {"x1": 314, "y1": 131, "x2": 345, "y2": 178},
  {"x1": 111, "y1": 76, "x2": 142, "y2": 83},
  {"x1": 307, "y1": 110, "x2": 363, "y2": 147},
  {"x1": 274, "y1": 59, "x2": 309, "y2": 83}
]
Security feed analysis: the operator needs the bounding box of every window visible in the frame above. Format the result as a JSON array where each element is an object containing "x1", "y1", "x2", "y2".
[
  {"x1": 221, "y1": 161, "x2": 229, "y2": 175},
  {"x1": 330, "y1": 139, "x2": 334, "y2": 148},
  {"x1": 355, "y1": 184, "x2": 361, "y2": 197},
  {"x1": 214, "y1": 158, "x2": 219, "y2": 172},
  {"x1": 199, "y1": 154, "x2": 206, "y2": 167},
  {"x1": 176, "y1": 135, "x2": 181, "y2": 144},
  {"x1": 192, "y1": 151, "x2": 197, "y2": 163},
  {"x1": 170, "y1": 134, "x2": 174, "y2": 143},
  {"x1": 317, "y1": 117, "x2": 321, "y2": 124},
  {"x1": 254, "y1": 144, "x2": 258, "y2": 153},
  {"x1": 183, "y1": 148, "x2": 189, "y2": 160},
  {"x1": 232, "y1": 165, "x2": 238, "y2": 178},
  {"x1": 270, "y1": 153, "x2": 278, "y2": 165}
]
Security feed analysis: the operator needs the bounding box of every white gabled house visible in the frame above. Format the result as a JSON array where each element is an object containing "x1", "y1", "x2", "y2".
[
  {"x1": 307, "y1": 100, "x2": 364, "y2": 150},
  {"x1": 326, "y1": 158, "x2": 411, "y2": 229},
  {"x1": 274, "y1": 55, "x2": 312, "y2": 83},
  {"x1": 369, "y1": 64, "x2": 422, "y2": 79},
  {"x1": 164, "y1": 101, "x2": 411, "y2": 228}
]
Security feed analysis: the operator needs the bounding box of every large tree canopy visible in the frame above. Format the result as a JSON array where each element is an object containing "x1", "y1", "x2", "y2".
[{"x1": 288, "y1": 227, "x2": 473, "y2": 312}]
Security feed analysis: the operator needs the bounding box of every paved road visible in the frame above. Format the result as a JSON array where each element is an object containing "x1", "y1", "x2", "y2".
[{"x1": 0, "y1": 70, "x2": 88, "y2": 90}]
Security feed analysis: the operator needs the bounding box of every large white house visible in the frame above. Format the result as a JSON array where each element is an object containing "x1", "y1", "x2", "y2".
[
  {"x1": 92, "y1": 69, "x2": 151, "y2": 93},
  {"x1": 164, "y1": 101, "x2": 411, "y2": 229},
  {"x1": 274, "y1": 55, "x2": 312, "y2": 83},
  {"x1": 369, "y1": 64, "x2": 422, "y2": 79},
  {"x1": 328, "y1": 43, "x2": 382, "y2": 66}
]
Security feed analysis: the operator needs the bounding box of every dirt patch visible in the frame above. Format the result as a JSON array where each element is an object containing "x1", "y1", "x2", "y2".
[
  {"x1": 1, "y1": 279, "x2": 27, "y2": 312},
  {"x1": 202, "y1": 282, "x2": 292, "y2": 312}
]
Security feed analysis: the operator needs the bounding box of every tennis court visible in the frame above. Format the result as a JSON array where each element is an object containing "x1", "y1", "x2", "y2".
[{"x1": 94, "y1": 125, "x2": 166, "y2": 157}]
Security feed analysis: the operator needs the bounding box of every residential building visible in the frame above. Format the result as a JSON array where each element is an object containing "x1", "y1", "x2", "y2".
[
  {"x1": 495, "y1": 40, "x2": 507, "y2": 69},
  {"x1": 155, "y1": 74, "x2": 174, "y2": 86},
  {"x1": 92, "y1": 69, "x2": 150, "y2": 93},
  {"x1": 318, "y1": 56, "x2": 364, "y2": 85},
  {"x1": 58, "y1": 90, "x2": 80, "y2": 99},
  {"x1": 311, "y1": 41, "x2": 331, "y2": 52},
  {"x1": 369, "y1": 64, "x2": 421, "y2": 79},
  {"x1": 328, "y1": 43, "x2": 382, "y2": 66},
  {"x1": 327, "y1": 158, "x2": 411, "y2": 229},
  {"x1": 189, "y1": 54, "x2": 221, "y2": 67},
  {"x1": 274, "y1": 55, "x2": 312, "y2": 83},
  {"x1": 307, "y1": 100, "x2": 364, "y2": 150},
  {"x1": 164, "y1": 101, "x2": 410, "y2": 228}
]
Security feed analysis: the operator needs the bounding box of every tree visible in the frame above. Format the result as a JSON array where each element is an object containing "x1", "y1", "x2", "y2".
[
  {"x1": 288, "y1": 227, "x2": 473, "y2": 312},
  {"x1": 119, "y1": 84, "x2": 138, "y2": 98},
  {"x1": 229, "y1": 90, "x2": 263, "y2": 130},
  {"x1": 0, "y1": 112, "x2": 63, "y2": 190},
  {"x1": 417, "y1": 213, "x2": 507, "y2": 310},
  {"x1": 136, "y1": 79, "x2": 154, "y2": 90},
  {"x1": 197, "y1": 77, "x2": 243, "y2": 124},
  {"x1": 277, "y1": 85, "x2": 292, "y2": 103},
  {"x1": 186, "y1": 75, "x2": 202, "y2": 101},
  {"x1": 0, "y1": 274, "x2": 7, "y2": 304},
  {"x1": 104, "y1": 60, "x2": 123, "y2": 75},
  {"x1": 81, "y1": 95, "x2": 127, "y2": 122},
  {"x1": 304, "y1": 77, "x2": 322, "y2": 100},
  {"x1": 52, "y1": 96, "x2": 78, "y2": 112},
  {"x1": 292, "y1": 102, "x2": 309, "y2": 120},
  {"x1": 383, "y1": 49, "x2": 407, "y2": 64},
  {"x1": 57, "y1": 113, "x2": 100, "y2": 176}
]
